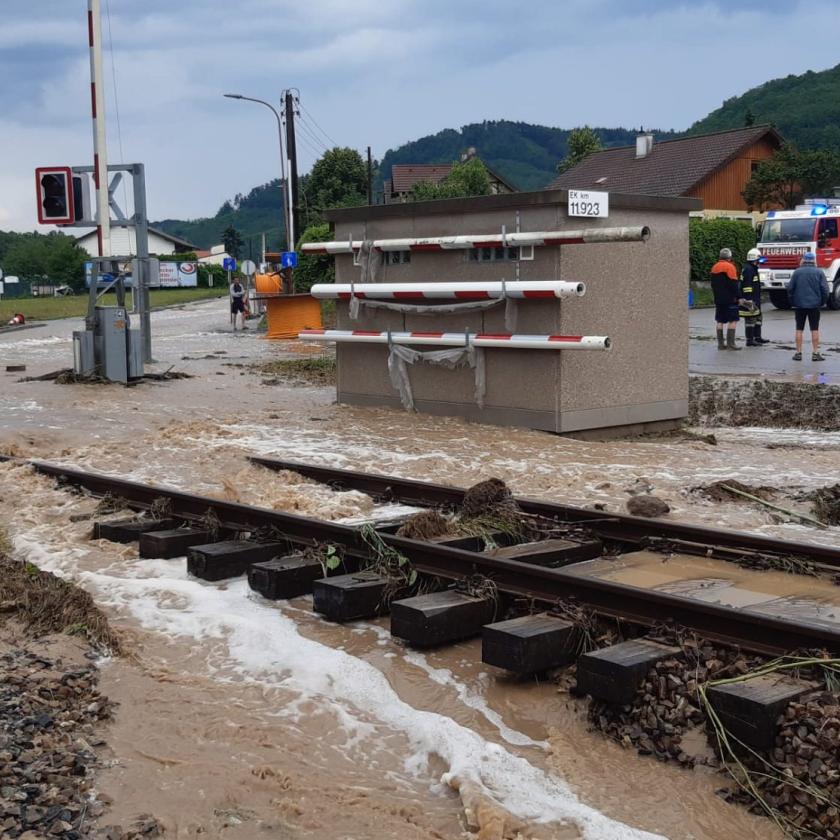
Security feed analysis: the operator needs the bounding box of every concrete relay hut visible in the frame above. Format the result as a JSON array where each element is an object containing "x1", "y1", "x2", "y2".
[{"x1": 304, "y1": 189, "x2": 699, "y2": 437}]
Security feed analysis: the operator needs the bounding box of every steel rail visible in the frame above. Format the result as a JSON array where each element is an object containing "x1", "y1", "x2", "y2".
[
  {"x1": 249, "y1": 457, "x2": 840, "y2": 568},
  {"x1": 10, "y1": 457, "x2": 840, "y2": 655}
]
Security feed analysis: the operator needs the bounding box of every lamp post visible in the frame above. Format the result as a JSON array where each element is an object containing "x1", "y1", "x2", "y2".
[{"x1": 223, "y1": 93, "x2": 291, "y2": 252}]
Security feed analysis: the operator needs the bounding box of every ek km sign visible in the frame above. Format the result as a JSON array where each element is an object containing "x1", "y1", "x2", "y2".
[{"x1": 568, "y1": 189, "x2": 609, "y2": 219}]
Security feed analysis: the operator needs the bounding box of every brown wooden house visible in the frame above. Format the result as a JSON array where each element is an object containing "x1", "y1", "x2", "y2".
[{"x1": 550, "y1": 125, "x2": 784, "y2": 219}]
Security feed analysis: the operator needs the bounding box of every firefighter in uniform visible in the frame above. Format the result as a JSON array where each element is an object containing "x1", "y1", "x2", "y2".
[
  {"x1": 740, "y1": 248, "x2": 767, "y2": 346},
  {"x1": 711, "y1": 248, "x2": 743, "y2": 350}
]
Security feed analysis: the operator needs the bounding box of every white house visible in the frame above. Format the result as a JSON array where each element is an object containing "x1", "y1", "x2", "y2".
[
  {"x1": 75, "y1": 227, "x2": 197, "y2": 257},
  {"x1": 195, "y1": 244, "x2": 233, "y2": 266}
]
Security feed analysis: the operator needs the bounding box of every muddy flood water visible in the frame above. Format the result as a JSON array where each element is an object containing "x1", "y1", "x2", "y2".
[{"x1": 1, "y1": 299, "x2": 838, "y2": 839}]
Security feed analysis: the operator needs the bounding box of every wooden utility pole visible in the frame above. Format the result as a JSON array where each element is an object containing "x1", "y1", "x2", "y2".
[
  {"x1": 284, "y1": 91, "x2": 299, "y2": 249},
  {"x1": 367, "y1": 146, "x2": 373, "y2": 205}
]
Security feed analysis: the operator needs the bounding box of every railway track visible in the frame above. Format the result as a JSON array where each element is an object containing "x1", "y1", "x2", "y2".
[{"x1": 5, "y1": 455, "x2": 840, "y2": 656}]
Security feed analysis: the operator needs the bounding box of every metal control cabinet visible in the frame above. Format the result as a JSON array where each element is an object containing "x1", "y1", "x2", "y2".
[{"x1": 94, "y1": 306, "x2": 129, "y2": 383}]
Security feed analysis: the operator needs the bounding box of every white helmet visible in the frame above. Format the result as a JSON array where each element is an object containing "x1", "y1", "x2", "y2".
[{"x1": 747, "y1": 248, "x2": 761, "y2": 261}]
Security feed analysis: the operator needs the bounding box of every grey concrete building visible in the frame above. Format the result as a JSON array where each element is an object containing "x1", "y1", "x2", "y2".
[{"x1": 322, "y1": 188, "x2": 699, "y2": 436}]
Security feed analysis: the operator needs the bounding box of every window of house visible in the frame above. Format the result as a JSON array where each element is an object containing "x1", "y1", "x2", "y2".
[
  {"x1": 467, "y1": 246, "x2": 520, "y2": 263},
  {"x1": 382, "y1": 251, "x2": 411, "y2": 265}
]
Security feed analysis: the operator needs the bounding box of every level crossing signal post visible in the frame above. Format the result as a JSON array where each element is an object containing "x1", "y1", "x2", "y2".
[{"x1": 34, "y1": 161, "x2": 155, "y2": 382}]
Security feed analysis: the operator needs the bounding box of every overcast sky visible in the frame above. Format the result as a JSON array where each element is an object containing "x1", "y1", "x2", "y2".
[{"x1": 1, "y1": 0, "x2": 836, "y2": 233}]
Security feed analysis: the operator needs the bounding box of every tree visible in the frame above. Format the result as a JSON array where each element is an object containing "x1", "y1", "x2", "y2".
[
  {"x1": 1, "y1": 231, "x2": 87, "y2": 290},
  {"x1": 302, "y1": 148, "x2": 367, "y2": 228},
  {"x1": 743, "y1": 144, "x2": 840, "y2": 210},
  {"x1": 409, "y1": 157, "x2": 492, "y2": 201},
  {"x1": 222, "y1": 225, "x2": 244, "y2": 259},
  {"x1": 744, "y1": 108, "x2": 756, "y2": 127},
  {"x1": 557, "y1": 126, "x2": 602, "y2": 173},
  {"x1": 295, "y1": 222, "x2": 335, "y2": 293}
]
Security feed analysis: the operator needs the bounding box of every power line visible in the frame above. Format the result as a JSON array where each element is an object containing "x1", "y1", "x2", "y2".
[
  {"x1": 297, "y1": 98, "x2": 339, "y2": 148},
  {"x1": 104, "y1": 0, "x2": 129, "y2": 217},
  {"x1": 294, "y1": 126, "x2": 325, "y2": 160},
  {"x1": 296, "y1": 116, "x2": 330, "y2": 155}
]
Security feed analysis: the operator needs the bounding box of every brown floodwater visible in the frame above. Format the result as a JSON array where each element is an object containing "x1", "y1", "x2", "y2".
[{"x1": 3, "y1": 299, "x2": 835, "y2": 838}]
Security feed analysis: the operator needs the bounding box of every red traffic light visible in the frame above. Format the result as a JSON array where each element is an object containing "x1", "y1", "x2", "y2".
[{"x1": 35, "y1": 166, "x2": 75, "y2": 225}]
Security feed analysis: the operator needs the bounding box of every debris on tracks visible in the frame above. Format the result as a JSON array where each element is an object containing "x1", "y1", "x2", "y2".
[
  {"x1": 625, "y1": 495, "x2": 670, "y2": 518},
  {"x1": 808, "y1": 483, "x2": 840, "y2": 527},
  {"x1": 458, "y1": 478, "x2": 536, "y2": 543},
  {"x1": 396, "y1": 509, "x2": 455, "y2": 540},
  {"x1": 0, "y1": 555, "x2": 121, "y2": 654},
  {"x1": 18, "y1": 369, "x2": 191, "y2": 385},
  {"x1": 694, "y1": 480, "x2": 778, "y2": 504}
]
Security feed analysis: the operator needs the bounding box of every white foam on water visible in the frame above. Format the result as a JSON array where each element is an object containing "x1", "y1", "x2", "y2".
[
  {"x1": 10, "y1": 524, "x2": 663, "y2": 840},
  {"x1": 403, "y1": 650, "x2": 546, "y2": 749}
]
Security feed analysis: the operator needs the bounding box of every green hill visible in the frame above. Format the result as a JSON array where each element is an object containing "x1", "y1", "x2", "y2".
[
  {"x1": 689, "y1": 63, "x2": 840, "y2": 150},
  {"x1": 155, "y1": 179, "x2": 286, "y2": 252},
  {"x1": 376, "y1": 120, "x2": 677, "y2": 192}
]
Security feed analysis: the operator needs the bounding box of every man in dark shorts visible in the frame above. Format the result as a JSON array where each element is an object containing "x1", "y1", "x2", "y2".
[
  {"x1": 710, "y1": 248, "x2": 743, "y2": 350},
  {"x1": 787, "y1": 252, "x2": 829, "y2": 361},
  {"x1": 230, "y1": 279, "x2": 246, "y2": 331}
]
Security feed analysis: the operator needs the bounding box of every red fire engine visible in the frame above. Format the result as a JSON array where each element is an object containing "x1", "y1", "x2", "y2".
[{"x1": 757, "y1": 199, "x2": 840, "y2": 309}]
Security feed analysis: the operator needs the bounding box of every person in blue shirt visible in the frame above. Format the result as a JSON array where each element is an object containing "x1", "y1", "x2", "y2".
[{"x1": 787, "y1": 252, "x2": 829, "y2": 361}]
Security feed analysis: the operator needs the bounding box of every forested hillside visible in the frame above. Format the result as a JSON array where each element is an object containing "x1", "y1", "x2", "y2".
[
  {"x1": 377, "y1": 121, "x2": 676, "y2": 192},
  {"x1": 155, "y1": 179, "x2": 286, "y2": 253},
  {"x1": 689, "y1": 63, "x2": 840, "y2": 150}
]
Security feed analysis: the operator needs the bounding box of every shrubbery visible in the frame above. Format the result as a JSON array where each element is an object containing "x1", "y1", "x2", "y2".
[
  {"x1": 294, "y1": 222, "x2": 334, "y2": 293},
  {"x1": 689, "y1": 218, "x2": 757, "y2": 283}
]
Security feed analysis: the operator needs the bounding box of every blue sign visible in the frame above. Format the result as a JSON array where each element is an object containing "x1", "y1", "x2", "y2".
[
  {"x1": 281, "y1": 251, "x2": 298, "y2": 269},
  {"x1": 222, "y1": 257, "x2": 237, "y2": 272}
]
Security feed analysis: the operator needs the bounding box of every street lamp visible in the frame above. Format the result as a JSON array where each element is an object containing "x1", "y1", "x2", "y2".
[{"x1": 223, "y1": 93, "x2": 291, "y2": 252}]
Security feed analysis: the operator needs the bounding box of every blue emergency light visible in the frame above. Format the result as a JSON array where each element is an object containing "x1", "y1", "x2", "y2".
[{"x1": 811, "y1": 205, "x2": 828, "y2": 216}]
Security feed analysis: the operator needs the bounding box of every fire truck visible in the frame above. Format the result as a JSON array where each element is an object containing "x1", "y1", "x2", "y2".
[{"x1": 757, "y1": 199, "x2": 840, "y2": 309}]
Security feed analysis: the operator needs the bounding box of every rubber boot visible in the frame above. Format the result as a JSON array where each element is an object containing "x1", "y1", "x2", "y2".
[
  {"x1": 754, "y1": 324, "x2": 768, "y2": 344},
  {"x1": 745, "y1": 326, "x2": 755, "y2": 346},
  {"x1": 726, "y1": 328, "x2": 741, "y2": 350},
  {"x1": 716, "y1": 329, "x2": 726, "y2": 350}
]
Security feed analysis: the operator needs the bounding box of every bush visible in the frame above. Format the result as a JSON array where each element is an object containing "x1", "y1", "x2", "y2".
[
  {"x1": 295, "y1": 223, "x2": 335, "y2": 293},
  {"x1": 689, "y1": 218, "x2": 757, "y2": 283},
  {"x1": 197, "y1": 263, "x2": 226, "y2": 288}
]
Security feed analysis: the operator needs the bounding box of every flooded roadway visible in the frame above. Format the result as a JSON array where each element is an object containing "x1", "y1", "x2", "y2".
[{"x1": 2, "y1": 298, "x2": 836, "y2": 838}]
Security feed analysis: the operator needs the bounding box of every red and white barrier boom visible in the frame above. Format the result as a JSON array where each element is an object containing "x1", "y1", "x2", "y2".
[
  {"x1": 309, "y1": 280, "x2": 585, "y2": 300},
  {"x1": 299, "y1": 330, "x2": 610, "y2": 351},
  {"x1": 301, "y1": 226, "x2": 649, "y2": 254}
]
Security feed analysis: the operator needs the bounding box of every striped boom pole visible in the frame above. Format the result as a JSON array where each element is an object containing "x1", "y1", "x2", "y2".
[
  {"x1": 300, "y1": 226, "x2": 650, "y2": 255},
  {"x1": 88, "y1": 0, "x2": 110, "y2": 256},
  {"x1": 299, "y1": 329, "x2": 611, "y2": 351},
  {"x1": 309, "y1": 280, "x2": 586, "y2": 300}
]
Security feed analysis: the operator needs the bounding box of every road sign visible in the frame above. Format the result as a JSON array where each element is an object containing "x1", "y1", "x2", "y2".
[
  {"x1": 568, "y1": 189, "x2": 609, "y2": 218},
  {"x1": 281, "y1": 251, "x2": 298, "y2": 269},
  {"x1": 222, "y1": 257, "x2": 237, "y2": 272},
  {"x1": 240, "y1": 259, "x2": 257, "y2": 276}
]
